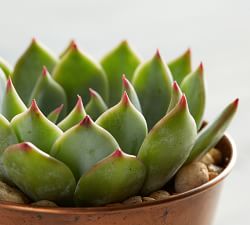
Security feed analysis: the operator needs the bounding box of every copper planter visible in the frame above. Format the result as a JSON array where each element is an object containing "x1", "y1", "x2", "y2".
[{"x1": 0, "y1": 134, "x2": 236, "y2": 225}]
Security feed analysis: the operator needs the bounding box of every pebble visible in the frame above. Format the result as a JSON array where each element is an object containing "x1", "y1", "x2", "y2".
[
  {"x1": 208, "y1": 172, "x2": 219, "y2": 180},
  {"x1": 209, "y1": 148, "x2": 223, "y2": 165},
  {"x1": 142, "y1": 197, "x2": 156, "y2": 202},
  {"x1": 149, "y1": 190, "x2": 170, "y2": 200},
  {"x1": 31, "y1": 200, "x2": 58, "y2": 207},
  {"x1": 175, "y1": 162, "x2": 209, "y2": 193},
  {"x1": 0, "y1": 181, "x2": 29, "y2": 204},
  {"x1": 207, "y1": 164, "x2": 223, "y2": 173},
  {"x1": 200, "y1": 153, "x2": 215, "y2": 165},
  {"x1": 123, "y1": 196, "x2": 142, "y2": 205}
]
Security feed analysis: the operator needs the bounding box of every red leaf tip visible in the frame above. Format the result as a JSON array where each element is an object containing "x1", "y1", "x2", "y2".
[
  {"x1": 19, "y1": 142, "x2": 32, "y2": 151},
  {"x1": 121, "y1": 91, "x2": 130, "y2": 106},
  {"x1": 112, "y1": 149, "x2": 123, "y2": 157},
  {"x1": 80, "y1": 115, "x2": 93, "y2": 126},
  {"x1": 76, "y1": 95, "x2": 84, "y2": 111},
  {"x1": 198, "y1": 62, "x2": 204, "y2": 74},
  {"x1": 6, "y1": 78, "x2": 13, "y2": 92},
  {"x1": 185, "y1": 48, "x2": 191, "y2": 57},
  {"x1": 155, "y1": 48, "x2": 161, "y2": 58},
  {"x1": 122, "y1": 74, "x2": 129, "y2": 89},
  {"x1": 173, "y1": 81, "x2": 180, "y2": 92},
  {"x1": 42, "y1": 66, "x2": 48, "y2": 77},
  {"x1": 89, "y1": 88, "x2": 97, "y2": 97},
  {"x1": 233, "y1": 98, "x2": 239, "y2": 107},
  {"x1": 70, "y1": 40, "x2": 78, "y2": 50},
  {"x1": 121, "y1": 40, "x2": 128, "y2": 46},
  {"x1": 30, "y1": 99, "x2": 40, "y2": 112},
  {"x1": 179, "y1": 94, "x2": 187, "y2": 108},
  {"x1": 54, "y1": 104, "x2": 64, "y2": 114},
  {"x1": 31, "y1": 37, "x2": 37, "y2": 44}
]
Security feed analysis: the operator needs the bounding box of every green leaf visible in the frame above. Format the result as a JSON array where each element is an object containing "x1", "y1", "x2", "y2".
[
  {"x1": 96, "y1": 92, "x2": 148, "y2": 155},
  {"x1": 29, "y1": 67, "x2": 67, "y2": 116},
  {"x1": 57, "y1": 95, "x2": 86, "y2": 131},
  {"x1": 3, "y1": 142, "x2": 76, "y2": 204},
  {"x1": 1, "y1": 78, "x2": 27, "y2": 121},
  {"x1": 181, "y1": 63, "x2": 206, "y2": 128},
  {"x1": 132, "y1": 50, "x2": 173, "y2": 129},
  {"x1": 122, "y1": 74, "x2": 142, "y2": 112},
  {"x1": 74, "y1": 149, "x2": 146, "y2": 206},
  {"x1": 186, "y1": 98, "x2": 239, "y2": 163},
  {"x1": 101, "y1": 41, "x2": 141, "y2": 106},
  {"x1": 51, "y1": 115, "x2": 119, "y2": 180},
  {"x1": 167, "y1": 81, "x2": 182, "y2": 113},
  {"x1": 0, "y1": 57, "x2": 12, "y2": 77},
  {"x1": 47, "y1": 104, "x2": 64, "y2": 123},
  {"x1": 11, "y1": 38, "x2": 57, "y2": 104},
  {"x1": 53, "y1": 41, "x2": 108, "y2": 110},
  {"x1": 168, "y1": 49, "x2": 192, "y2": 84},
  {"x1": 11, "y1": 100, "x2": 63, "y2": 153},
  {"x1": 0, "y1": 69, "x2": 7, "y2": 111},
  {"x1": 137, "y1": 95, "x2": 197, "y2": 195},
  {"x1": 85, "y1": 88, "x2": 108, "y2": 121}
]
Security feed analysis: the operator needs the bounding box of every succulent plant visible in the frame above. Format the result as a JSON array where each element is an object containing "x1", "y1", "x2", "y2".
[{"x1": 0, "y1": 39, "x2": 238, "y2": 206}]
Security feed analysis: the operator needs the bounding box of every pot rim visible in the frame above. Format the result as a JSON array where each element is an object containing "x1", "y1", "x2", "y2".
[{"x1": 0, "y1": 133, "x2": 236, "y2": 214}]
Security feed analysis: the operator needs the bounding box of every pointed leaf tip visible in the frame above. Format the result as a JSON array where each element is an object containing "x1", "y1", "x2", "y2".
[
  {"x1": 121, "y1": 39, "x2": 128, "y2": 46},
  {"x1": 179, "y1": 94, "x2": 187, "y2": 108},
  {"x1": 233, "y1": 98, "x2": 239, "y2": 107},
  {"x1": 70, "y1": 40, "x2": 78, "y2": 50},
  {"x1": 79, "y1": 115, "x2": 92, "y2": 126},
  {"x1": 6, "y1": 78, "x2": 13, "y2": 92},
  {"x1": 19, "y1": 142, "x2": 32, "y2": 151},
  {"x1": 155, "y1": 48, "x2": 161, "y2": 58},
  {"x1": 76, "y1": 95, "x2": 84, "y2": 111},
  {"x1": 199, "y1": 62, "x2": 204, "y2": 74},
  {"x1": 112, "y1": 149, "x2": 123, "y2": 157},
  {"x1": 31, "y1": 37, "x2": 37, "y2": 43},
  {"x1": 121, "y1": 91, "x2": 130, "y2": 105},
  {"x1": 89, "y1": 88, "x2": 97, "y2": 97},
  {"x1": 54, "y1": 104, "x2": 64, "y2": 114},
  {"x1": 30, "y1": 99, "x2": 40, "y2": 112},
  {"x1": 42, "y1": 66, "x2": 48, "y2": 77},
  {"x1": 122, "y1": 74, "x2": 129, "y2": 88},
  {"x1": 173, "y1": 81, "x2": 180, "y2": 92}
]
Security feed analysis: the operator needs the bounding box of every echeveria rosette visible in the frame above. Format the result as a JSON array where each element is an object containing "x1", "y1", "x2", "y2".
[
  {"x1": 2, "y1": 142, "x2": 76, "y2": 204},
  {"x1": 101, "y1": 40, "x2": 141, "y2": 106},
  {"x1": 53, "y1": 41, "x2": 108, "y2": 110},
  {"x1": 132, "y1": 50, "x2": 173, "y2": 129},
  {"x1": 0, "y1": 40, "x2": 239, "y2": 206},
  {"x1": 51, "y1": 115, "x2": 119, "y2": 180},
  {"x1": 11, "y1": 38, "x2": 57, "y2": 104},
  {"x1": 138, "y1": 95, "x2": 197, "y2": 195},
  {"x1": 75, "y1": 149, "x2": 146, "y2": 206},
  {"x1": 96, "y1": 92, "x2": 148, "y2": 155}
]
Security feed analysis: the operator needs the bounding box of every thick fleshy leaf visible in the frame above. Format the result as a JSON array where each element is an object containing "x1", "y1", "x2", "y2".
[
  {"x1": 29, "y1": 67, "x2": 67, "y2": 116},
  {"x1": 47, "y1": 104, "x2": 64, "y2": 123},
  {"x1": 3, "y1": 142, "x2": 76, "y2": 204},
  {"x1": 181, "y1": 63, "x2": 206, "y2": 128},
  {"x1": 0, "y1": 69, "x2": 7, "y2": 111},
  {"x1": 0, "y1": 57, "x2": 12, "y2": 77},
  {"x1": 59, "y1": 40, "x2": 74, "y2": 59},
  {"x1": 101, "y1": 41, "x2": 141, "y2": 106},
  {"x1": 51, "y1": 115, "x2": 119, "y2": 180},
  {"x1": 132, "y1": 50, "x2": 173, "y2": 129},
  {"x1": 11, "y1": 38, "x2": 57, "y2": 104},
  {"x1": 10, "y1": 100, "x2": 63, "y2": 153},
  {"x1": 168, "y1": 49, "x2": 192, "y2": 84},
  {"x1": 186, "y1": 98, "x2": 239, "y2": 163},
  {"x1": 53, "y1": 41, "x2": 108, "y2": 110},
  {"x1": 122, "y1": 74, "x2": 142, "y2": 112},
  {"x1": 57, "y1": 95, "x2": 86, "y2": 131},
  {"x1": 74, "y1": 149, "x2": 146, "y2": 206},
  {"x1": 167, "y1": 81, "x2": 182, "y2": 113},
  {"x1": 1, "y1": 78, "x2": 27, "y2": 121},
  {"x1": 85, "y1": 88, "x2": 108, "y2": 121},
  {"x1": 96, "y1": 92, "x2": 148, "y2": 155},
  {"x1": 0, "y1": 115, "x2": 18, "y2": 181},
  {"x1": 137, "y1": 95, "x2": 197, "y2": 195}
]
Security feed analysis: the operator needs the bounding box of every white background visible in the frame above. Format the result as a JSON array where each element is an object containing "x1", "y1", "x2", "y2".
[{"x1": 0, "y1": 0, "x2": 249, "y2": 224}]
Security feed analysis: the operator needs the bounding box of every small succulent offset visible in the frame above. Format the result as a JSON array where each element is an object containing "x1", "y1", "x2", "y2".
[{"x1": 0, "y1": 39, "x2": 238, "y2": 207}]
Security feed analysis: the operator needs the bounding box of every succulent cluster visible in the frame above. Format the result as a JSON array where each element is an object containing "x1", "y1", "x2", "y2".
[{"x1": 0, "y1": 39, "x2": 238, "y2": 207}]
